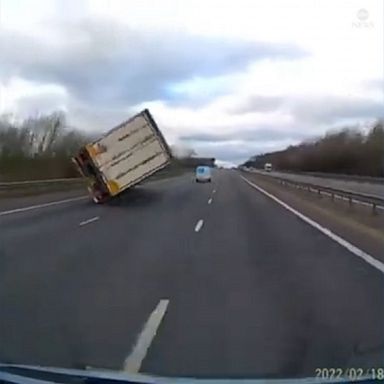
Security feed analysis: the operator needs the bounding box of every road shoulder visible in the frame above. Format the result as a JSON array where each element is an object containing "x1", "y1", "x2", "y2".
[{"x1": 240, "y1": 171, "x2": 384, "y2": 262}]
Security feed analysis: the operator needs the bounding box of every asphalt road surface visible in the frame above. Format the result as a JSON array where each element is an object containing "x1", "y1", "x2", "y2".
[{"x1": 1, "y1": 170, "x2": 383, "y2": 379}]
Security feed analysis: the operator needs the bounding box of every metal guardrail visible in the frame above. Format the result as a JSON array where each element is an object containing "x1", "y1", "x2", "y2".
[
  {"x1": 243, "y1": 169, "x2": 384, "y2": 213},
  {"x1": 282, "y1": 171, "x2": 384, "y2": 184},
  {"x1": 240, "y1": 167, "x2": 384, "y2": 184}
]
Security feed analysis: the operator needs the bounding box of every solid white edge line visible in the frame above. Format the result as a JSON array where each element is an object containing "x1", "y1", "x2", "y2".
[
  {"x1": 0, "y1": 196, "x2": 88, "y2": 217},
  {"x1": 123, "y1": 299, "x2": 169, "y2": 373},
  {"x1": 194, "y1": 219, "x2": 204, "y2": 232},
  {"x1": 240, "y1": 175, "x2": 384, "y2": 274},
  {"x1": 79, "y1": 216, "x2": 100, "y2": 226},
  {"x1": 208, "y1": 198, "x2": 213, "y2": 204}
]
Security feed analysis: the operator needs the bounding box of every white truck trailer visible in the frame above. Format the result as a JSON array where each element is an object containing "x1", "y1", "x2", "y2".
[{"x1": 72, "y1": 109, "x2": 172, "y2": 203}]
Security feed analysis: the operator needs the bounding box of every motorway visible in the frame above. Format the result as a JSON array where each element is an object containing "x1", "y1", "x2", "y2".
[{"x1": 1, "y1": 169, "x2": 384, "y2": 379}]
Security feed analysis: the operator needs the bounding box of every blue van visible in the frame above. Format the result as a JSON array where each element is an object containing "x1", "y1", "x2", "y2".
[{"x1": 195, "y1": 166, "x2": 212, "y2": 183}]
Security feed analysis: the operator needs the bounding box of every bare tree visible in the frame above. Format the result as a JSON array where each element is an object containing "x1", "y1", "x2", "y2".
[
  {"x1": 0, "y1": 111, "x2": 92, "y2": 180},
  {"x1": 243, "y1": 120, "x2": 384, "y2": 177}
]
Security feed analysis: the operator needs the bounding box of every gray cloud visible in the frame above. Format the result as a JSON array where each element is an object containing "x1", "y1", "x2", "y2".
[
  {"x1": 291, "y1": 96, "x2": 384, "y2": 123},
  {"x1": 1, "y1": 18, "x2": 307, "y2": 107},
  {"x1": 180, "y1": 127, "x2": 312, "y2": 164},
  {"x1": 364, "y1": 78, "x2": 383, "y2": 92},
  {"x1": 180, "y1": 127, "x2": 311, "y2": 143},
  {"x1": 226, "y1": 91, "x2": 383, "y2": 124},
  {"x1": 226, "y1": 93, "x2": 383, "y2": 124},
  {"x1": 16, "y1": 93, "x2": 67, "y2": 117},
  {"x1": 196, "y1": 142, "x2": 256, "y2": 164},
  {"x1": 180, "y1": 133, "x2": 230, "y2": 142},
  {"x1": 227, "y1": 95, "x2": 284, "y2": 114},
  {"x1": 193, "y1": 139, "x2": 294, "y2": 164}
]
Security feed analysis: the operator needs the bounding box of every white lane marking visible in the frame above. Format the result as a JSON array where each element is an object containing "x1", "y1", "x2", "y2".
[
  {"x1": 124, "y1": 299, "x2": 169, "y2": 373},
  {"x1": 208, "y1": 198, "x2": 213, "y2": 204},
  {"x1": 194, "y1": 219, "x2": 204, "y2": 232},
  {"x1": 212, "y1": 189, "x2": 216, "y2": 194},
  {"x1": 79, "y1": 216, "x2": 99, "y2": 226},
  {"x1": 241, "y1": 175, "x2": 384, "y2": 274},
  {"x1": 0, "y1": 196, "x2": 88, "y2": 217}
]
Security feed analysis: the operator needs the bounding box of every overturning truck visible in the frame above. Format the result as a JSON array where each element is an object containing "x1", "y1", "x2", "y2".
[{"x1": 72, "y1": 109, "x2": 172, "y2": 203}]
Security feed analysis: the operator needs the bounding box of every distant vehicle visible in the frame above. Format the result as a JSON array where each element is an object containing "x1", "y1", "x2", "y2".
[
  {"x1": 195, "y1": 166, "x2": 212, "y2": 183},
  {"x1": 72, "y1": 109, "x2": 172, "y2": 203},
  {"x1": 264, "y1": 163, "x2": 272, "y2": 172}
]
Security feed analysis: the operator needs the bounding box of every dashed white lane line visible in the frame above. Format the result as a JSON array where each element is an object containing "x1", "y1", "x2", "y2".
[
  {"x1": 212, "y1": 189, "x2": 216, "y2": 194},
  {"x1": 194, "y1": 219, "x2": 204, "y2": 232},
  {"x1": 208, "y1": 198, "x2": 213, "y2": 204},
  {"x1": 79, "y1": 216, "x2": 100, "y2": 226},
  {"x1": 124, "y1": 299, "x2": 169, "y2": 373},
  {"x1": 241, "y1": 175, "x2": 384, "y2": 275},
  {"x1": 0, "y1": 196, "x2": 88, "y2": 217}
]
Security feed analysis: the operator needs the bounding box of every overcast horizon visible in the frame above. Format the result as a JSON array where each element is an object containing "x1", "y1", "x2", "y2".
[{"x1": 0, "y1": 0, "x2": 383, "y2": 165}]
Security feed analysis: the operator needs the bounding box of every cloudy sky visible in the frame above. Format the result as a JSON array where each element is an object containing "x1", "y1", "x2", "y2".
[{"x1": 0, "y1": 0, "x2": 383, "y2": 165}]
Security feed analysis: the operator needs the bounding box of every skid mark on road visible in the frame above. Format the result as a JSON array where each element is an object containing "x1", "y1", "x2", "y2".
[
  {"x1": 124, "y1": 299, "x2": 169, "y2": 373},
  {"x1": 241, "y1": 175, "x2": 384, "y2": 274},
  {"x1": 79, "y1": 216, "x2": 100, "y2": 226}
]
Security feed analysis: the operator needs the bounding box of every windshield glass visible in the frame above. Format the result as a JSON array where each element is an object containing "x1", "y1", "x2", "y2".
[{"x1": 0, "y1": 0, "x2": 383, "y2": 382}]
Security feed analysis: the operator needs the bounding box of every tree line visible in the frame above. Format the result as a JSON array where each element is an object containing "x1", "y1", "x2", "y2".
[
  {"x1": 243, "y1": 120, "x2": 384, "y2": 177},
  {"x1": 0, "y1": 112, "x2": 92, "y2": 181}
]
